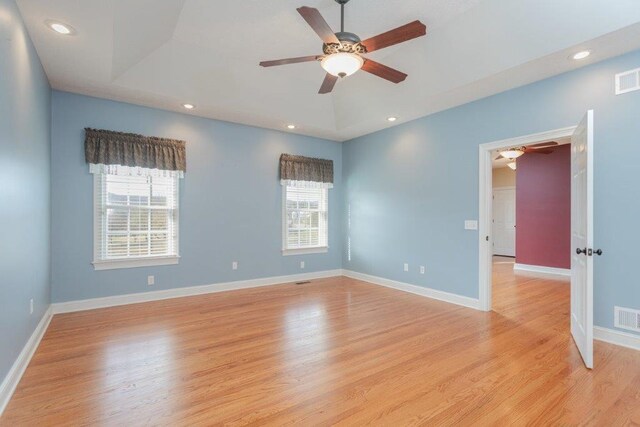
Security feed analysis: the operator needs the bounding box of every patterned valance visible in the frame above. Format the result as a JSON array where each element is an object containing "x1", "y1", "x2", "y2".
[
  {"x1": 84, "y1": 128, "x2": 186, "y2": 173},
  {"x1": 280, "y1": 154, "x2": 333, "y2": 185}
]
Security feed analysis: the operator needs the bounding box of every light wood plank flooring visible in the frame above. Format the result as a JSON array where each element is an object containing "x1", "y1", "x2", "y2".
[{"x1": 2, "y1": 262, "x2": 640, "y2": 425}]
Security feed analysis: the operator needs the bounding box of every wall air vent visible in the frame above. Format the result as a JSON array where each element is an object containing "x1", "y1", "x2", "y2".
[
  {"x1": 615, "y1": 68, "x2": 640, "y2": 95},
  {"x1": 615, "y1": 306, "x2": 640, "y2": 333}
]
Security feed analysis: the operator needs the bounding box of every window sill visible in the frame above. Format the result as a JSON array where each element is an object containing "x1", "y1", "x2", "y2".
[
  {"x1": 92, "y1": 256, "x2": 180, "y2": 271},
  {"x1": 282, "y1": 247, "x2": 328, "y2": 256}
]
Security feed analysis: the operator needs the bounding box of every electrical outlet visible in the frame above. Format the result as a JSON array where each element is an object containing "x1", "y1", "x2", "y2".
[
  {"x1": 404, "y1": 263, "x2": 409, "y2": 272},
  {"x1": 30, "y1": 298, "x2": 34, "y2": 315},
  {"x1": 300, "y1": 261, "x2": 305, "y2": 269},
  {"x1": 147, "y1": 275, "x2": 155, "y2": 286},
  {"x1": 232, "y1": 261, "x2": 238, "y2": 270},
  {"x1": 420, "y1": 266, "x2": 425, "y2": 274}
]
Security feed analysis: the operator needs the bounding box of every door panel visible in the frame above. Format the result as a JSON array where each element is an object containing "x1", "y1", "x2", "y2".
[
  {"x1": 570, "y1": 110, "x2": 594, "y2": 369},
  {"x1": 493, "y1": 188, "x2": 516, "y2": 257}
]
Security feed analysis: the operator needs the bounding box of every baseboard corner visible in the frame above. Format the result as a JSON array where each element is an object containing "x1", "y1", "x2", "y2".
[{"x1": 0, "y1": 306, "x2": 53, "y2": 416}]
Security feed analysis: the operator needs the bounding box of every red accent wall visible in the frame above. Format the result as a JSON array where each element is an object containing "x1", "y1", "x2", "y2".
[{"x1": 516, "y1": 145, "x2": 570, "y2": 268}]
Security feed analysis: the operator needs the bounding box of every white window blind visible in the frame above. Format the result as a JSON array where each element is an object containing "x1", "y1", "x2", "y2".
[
  {"x1": 283, "y1": 182, "x2": 328, "y2": 253},
  {"x1": 94, "y1": 171, "x2": 179, "y2": 269}
]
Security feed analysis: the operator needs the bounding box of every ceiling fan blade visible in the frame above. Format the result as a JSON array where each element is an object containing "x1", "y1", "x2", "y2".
[
  {"x1": 524, "y1": 148, "x2": 553, "y2": 154},
  {"x1": 361, "y1": 20, "x2": 427, "y2": 53},
  {"x1": 319, "y1": 73, "x2": 338, "y2": 94},
  {"x1": 260, "y1": 56, "x2": 321, "y2": 67},
  {"x1": 527, "y1": 141, "x2": 559, "y2": 148},
  {"x1": 361, "y1": 60, "x2": 407, "y2": 84},
  {"x1": 495, "y1": 154, "x2": 505, "y2": 160},
  {"x1": 297, "y1": 7, "x2": 340, "y2": 44}
]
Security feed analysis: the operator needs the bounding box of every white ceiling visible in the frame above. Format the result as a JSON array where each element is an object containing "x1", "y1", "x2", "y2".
[{"x1": 16, "y1": 0, "x2": 640, "y2": 141}]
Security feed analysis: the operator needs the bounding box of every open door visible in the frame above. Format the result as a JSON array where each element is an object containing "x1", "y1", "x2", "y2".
[{"x1": 570, "y1": 110, "x2": 594, "y2": 369}]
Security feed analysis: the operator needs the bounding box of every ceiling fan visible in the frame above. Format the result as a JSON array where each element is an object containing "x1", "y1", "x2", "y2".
[
  {"x1": 259, "y1": 0, "x2": 427, "y2": 94},
  {"x1": 495, "y1": 141, "x2": 560, "y2": 161}
]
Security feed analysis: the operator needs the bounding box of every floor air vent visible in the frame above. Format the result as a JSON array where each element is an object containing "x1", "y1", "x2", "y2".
[
  {"x1": 615, "y1": 68, "x2": 640, "y2": 95},
  {"x1": 615, "y1": 306, "x2": 640, "y2": 333},
  {"x1": 295, "y1": 280, "x2": 311, "y2": 285}
]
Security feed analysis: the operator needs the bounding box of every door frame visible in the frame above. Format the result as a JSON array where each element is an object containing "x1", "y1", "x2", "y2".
[{"x1": 478, "y1": 126, "x2": 576, "y2": 311}]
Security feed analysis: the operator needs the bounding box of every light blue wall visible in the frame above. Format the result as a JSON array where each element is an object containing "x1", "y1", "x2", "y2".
[
  {"x1": 51, "y1": 91, "x2": 343, "y2": 302},
  {"x1": 343, "y1": 50, "x2": 640, "y2": 334},
  {"x1": 0, "y1": 0, "x2": 51, "y2": 383}
]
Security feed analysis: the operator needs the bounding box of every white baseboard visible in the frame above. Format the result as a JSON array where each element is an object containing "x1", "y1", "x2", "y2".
[
  {"x1": 594, "y1": 326, "x2": 640, "y2": 351},
  {"x1": 52, "y1": 269, "x2": 343, "y2": 314},
  {"x1": 0, "y1": 307, "x2": 53, "y2": 416},
  {"x1": 343, "y1": 269, "x2": 480, "y2": 310},
  {"x1": 513, "y1": 263, "x2": 571, "y2": 278}
]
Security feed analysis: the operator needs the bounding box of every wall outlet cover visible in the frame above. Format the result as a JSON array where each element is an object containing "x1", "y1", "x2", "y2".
[
  {"x1": 404, "y1": 263, "x2": 409, "y2": 272},
  {"x1": 300, "y1": 261, "x2": 305, "y2": 269},
  {"x1": 465, "y1": 220, "x2": 478, "y2": 230},
  {"x1": 232, "y1": 261, "x2": 238, "y2": 270},
  {"x1": 147, "y1": 275, "x2": 155, "y2": 286}
]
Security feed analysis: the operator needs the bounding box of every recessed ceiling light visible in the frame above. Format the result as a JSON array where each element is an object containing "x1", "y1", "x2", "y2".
[
  {"x1": 572, "y1": 50, "x2": 591, "y2": 60},
  {"x1": 45, "y1": 20, "x2": 75, "y2": 35},
  {"x1": 287, "y1": 124, "x2": 296, "y2": 129},
  {"x1": 182, "y1": 104, "x2": 195, "y2": 110},
  {"x1": 387, "y1": 117, "x2": 398, "y2": 122}
]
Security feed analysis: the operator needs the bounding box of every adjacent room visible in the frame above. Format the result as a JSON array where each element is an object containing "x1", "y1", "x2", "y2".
[{"x1": 2, "y1": 0, "x2": 640, "y2": 424}]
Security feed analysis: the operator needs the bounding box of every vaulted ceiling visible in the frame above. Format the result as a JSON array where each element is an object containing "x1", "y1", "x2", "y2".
[{"x1": 16, "y1": 0, "x2": 640, "y2": 141}]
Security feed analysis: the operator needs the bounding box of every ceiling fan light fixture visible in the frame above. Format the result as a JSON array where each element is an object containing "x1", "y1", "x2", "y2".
[
  {"x1": 321, "y1": 52, "x2": 364, "y2": 78},
  {"x1": 499, "y1": 148, "x2": 524, "y2": 159},
  {"x1": 507, "y1": 162, "x2": 517, "y2": 170}
]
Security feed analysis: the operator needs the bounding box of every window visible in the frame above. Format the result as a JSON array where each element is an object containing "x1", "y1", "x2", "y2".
[
  {"x1": 282, "y1": 182, "x2": 329, "y2": 255},
  {"x1": 93, "y1": 170, "x2": 179, "y2": 270}
]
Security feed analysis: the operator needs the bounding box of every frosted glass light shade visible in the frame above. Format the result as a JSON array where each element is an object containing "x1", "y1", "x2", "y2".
[
  {"x1": 321, "y1": 53, "x2": 364, "y2": 77},
  {"x1": 499, "y1": 149, "x2": 524, "y2": 159}
]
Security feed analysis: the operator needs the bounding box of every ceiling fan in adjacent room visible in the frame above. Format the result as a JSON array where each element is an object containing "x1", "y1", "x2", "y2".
[
  {"x1": 495, "y1": 141, "x2": 560, "y2": 161},
  {"x1": 259, "y1": 0, "x2": 427, "y2": 94}
]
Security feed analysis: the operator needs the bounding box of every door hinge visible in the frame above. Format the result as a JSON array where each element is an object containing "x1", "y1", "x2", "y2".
[{"x1": 486, "y1": 236, "x2": 489, "y2": 242}]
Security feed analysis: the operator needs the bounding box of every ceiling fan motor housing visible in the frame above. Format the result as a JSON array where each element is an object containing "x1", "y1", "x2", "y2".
[{"x1": 323, "y1": 32, "x2": 367, "y2": 55}]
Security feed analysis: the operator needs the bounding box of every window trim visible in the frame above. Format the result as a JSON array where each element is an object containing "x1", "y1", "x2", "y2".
[
  {"x1": 92, "y1": 172, "x2": 180, "y2": 271},
  {"x1": 281, "y1": 182, "x2": 329, "y2": 256}
]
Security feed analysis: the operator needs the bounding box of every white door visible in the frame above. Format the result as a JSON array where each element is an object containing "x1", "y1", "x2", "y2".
[
  {"x1": 493, "y1": 187, "x2": 516, "y2": 257},
  {"x1": 570, "y1": 110, "x2": 594, "y2": 369}
]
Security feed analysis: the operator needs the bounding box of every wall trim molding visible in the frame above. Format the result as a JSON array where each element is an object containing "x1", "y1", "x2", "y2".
[
  {"x1": 343, "y1": 269, "x2": 481, "y2": 310},
  {"x1": 594, "y1": 326, "x2": 640, "y2": 351},
  {"x1": 513, "y1": 263, "x2": 571, "y2": 278},
  {"x1": 52, "y1": 269, "x2": 343, "y2": 314},
  {"x1": 0, "y1": 307, "x2": 53, "y2": 416}
]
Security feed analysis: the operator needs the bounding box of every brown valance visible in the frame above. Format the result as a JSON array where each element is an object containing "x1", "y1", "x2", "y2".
[
  {"x1": 84, "y1": 128, "x2": 186, "y2": 172},
  {"x1": 280, "y1": 154, "x2": 333, "y2": 184}
]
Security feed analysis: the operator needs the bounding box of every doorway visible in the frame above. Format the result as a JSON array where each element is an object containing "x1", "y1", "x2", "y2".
[{"x1": 477, "y1": 114, "x2": 596, "y2": 368}]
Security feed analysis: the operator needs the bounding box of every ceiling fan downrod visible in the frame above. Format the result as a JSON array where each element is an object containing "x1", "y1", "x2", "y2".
[{"x1": 336, "y1": 0, "x2": 350, "y2": 33}]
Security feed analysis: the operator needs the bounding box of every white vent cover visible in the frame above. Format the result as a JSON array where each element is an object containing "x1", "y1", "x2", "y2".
[
  {"x1": 615, "y1": 68, "x2": 640, "y2": 95},
  {"x1": 615, "y1": 306, "x2": 640, "y2": 332}
]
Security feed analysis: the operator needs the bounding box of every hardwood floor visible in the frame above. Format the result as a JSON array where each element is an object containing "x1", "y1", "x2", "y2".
[{"x1": 2, "y1": 263, "x2": 640, "y2": 425}]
